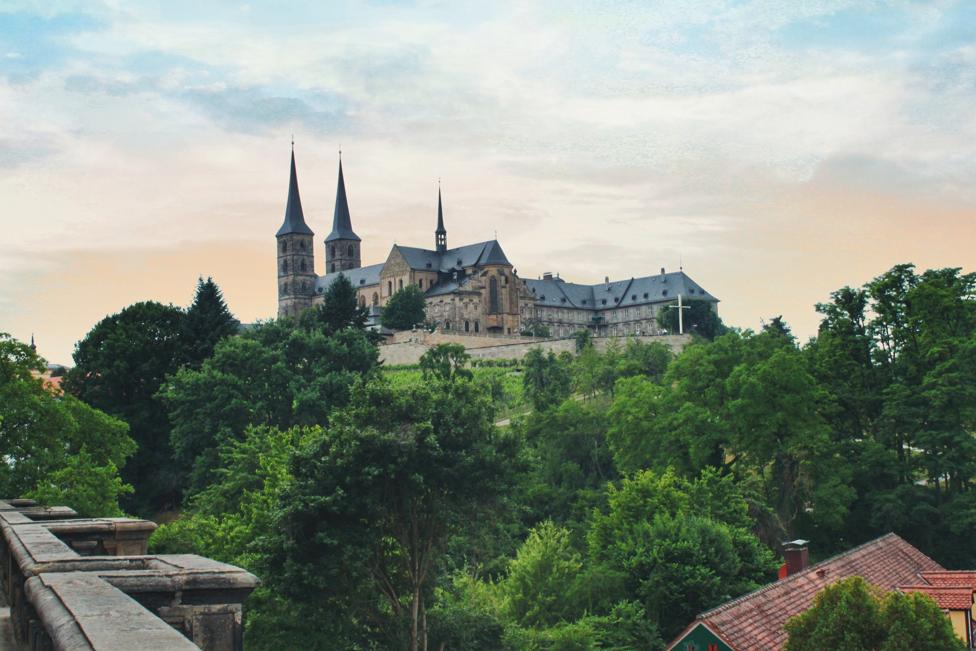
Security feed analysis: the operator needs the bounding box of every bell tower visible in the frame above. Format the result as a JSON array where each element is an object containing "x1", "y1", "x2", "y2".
[
  {"x1": 324, "y1": 153, "x2": 361, "y2": 273},
  {"x1": 276, "y1": 145, "x2": 316, "y2": 318}
]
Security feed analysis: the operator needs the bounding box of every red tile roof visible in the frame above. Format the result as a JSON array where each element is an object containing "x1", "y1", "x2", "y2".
[
  {"x1": 898, "y1": 584, "x2": 974, "y2": 610},
  {"x1": 920, "y1": 571, "x2": 976, "y2": 589},
  {"x1": 667, "y1": 533, "x2": 945, "y2": 651}
]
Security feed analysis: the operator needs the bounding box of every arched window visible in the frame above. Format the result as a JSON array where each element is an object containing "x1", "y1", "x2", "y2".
[
  {"x1": 388, "y1": 281, "x2": 393, "y2": 296},
  {"x1": 347, "y1": 245, "x2": 354, "y2": 257},
  {"x1": 300, "y1": 259, "x2": 307, "y2": 272},
  {"x1": 464, "y1": 320, "x2": 470, "y2": 332},
  {"x1": 330, "y1": 245, "x2": 336, "y2": 259},
  {"x1": 359, "y1": 295, "x2": 366, "y2": 308},
  {"x1": 474, "y1": 321, "x2": 480, "y2": 333},
  {"x1": 281, "y1": 241, "x2": 287, "y2": 253},
  {"x1": 372, "y1": 292, "x2": 379, "y2": 306},
  {"x1": 489, "y1": 277, "x2": 499, "y2": 314},
  {"x1": 445, "y1": 320, "x2": 451, "y2": 330},
  {"x1": 281, "y1": 260, "x2": 288, "y2": 273},
  {"x1": 283, "y1": 282, "x2": 289, "y2": 294},
  {"x1": 299, "y1": 240, "x2": 305, "y2": 250},
  {"x1": 398, "y1": 279, "x2": 403, "y2": 291},
  {"x1": 418, "y1": 279, "x2": 423, "y2": 290}
]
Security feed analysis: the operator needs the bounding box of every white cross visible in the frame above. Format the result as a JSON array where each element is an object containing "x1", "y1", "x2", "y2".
[{"x1": 666, "y1": 293, "x2": 690, "y2": 334}]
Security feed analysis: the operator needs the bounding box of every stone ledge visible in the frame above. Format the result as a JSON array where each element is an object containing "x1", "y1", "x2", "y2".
[{"x1": 0, "y1": 501, "x2": 258, "y2": 651}]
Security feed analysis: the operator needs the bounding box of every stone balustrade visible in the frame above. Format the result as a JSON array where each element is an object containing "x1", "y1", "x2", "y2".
[{"x1": 0, "y1": 500, "x2": 258, "y2": 651}]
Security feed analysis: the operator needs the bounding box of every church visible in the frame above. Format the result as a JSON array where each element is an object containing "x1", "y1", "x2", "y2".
[{"x1": 276, "y1": 148, "x2": 719, "y2": 338}]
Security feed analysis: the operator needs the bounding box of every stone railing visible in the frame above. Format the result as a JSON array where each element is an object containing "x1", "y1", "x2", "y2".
[{"x1": 0, "y1": 499, "x2": 258, "y2": 650}]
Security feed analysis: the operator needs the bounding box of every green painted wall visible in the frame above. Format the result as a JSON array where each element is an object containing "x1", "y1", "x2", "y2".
[{"x1": 672, "y1": 623, "x2": 734, "y2": 651}]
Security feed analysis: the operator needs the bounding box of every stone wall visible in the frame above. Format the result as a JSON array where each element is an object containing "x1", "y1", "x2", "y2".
[
  {"x1": 0, "y1": 499, "x2": 257, "y2": 651},
  {"x1": 379, "y1": 333, "x2": 692, "y2": 366}
]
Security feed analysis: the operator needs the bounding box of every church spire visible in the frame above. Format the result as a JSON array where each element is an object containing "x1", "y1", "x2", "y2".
[
  {"x1": 326, "y1": 156, "x2": 360, "y2": 242},
  {"x1": 435, "y1": 182, "x2": 447, "y2": 253},
  {"x1": 276, "y1": 146, "x2": 314, "y2": 236}
]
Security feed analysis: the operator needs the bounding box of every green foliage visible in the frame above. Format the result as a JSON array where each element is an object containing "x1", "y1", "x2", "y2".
[
  {"x1": 64, "y1": 300, "x2": 187, "y2": 512},
  {"x1": 299, "y1": 272, "x2": 368, "y2": 334},
  {"x1": 785, "y1": 576, "x2": 965, "y2": 651},
  {"x1": 265, "y1": 374, "x2": 517, "y2": 650},
  {"x1": 521, "y1": 322, "x2": 552, "y2": 338},
  {"x1": 29, "y1": 451, "x2": 132, "y2": 517},
  {"x1": 381, "y1": 285, "x2": 427, "y2": 330},
  {"x1": 0, "y1": 333, "x2": 134, "y2": 516},
  {"x1": 656, "y1": 299, "x2": 727, "y2": 339},
  {"x1": 420, "y1": 343, "x2": 472, "y2": 382},
  {"x1": 572, "y1": 329, "x2": 592, "y2": 352},
  {"x1": 523, "y1": 348, "x2": 572, "y2": 411},
  {"x1": 182, "y1": 276, "x2": 238, "y2": 367},
  {"x1": 161, "y1": 321, "x2": 378, "y2": 495}
]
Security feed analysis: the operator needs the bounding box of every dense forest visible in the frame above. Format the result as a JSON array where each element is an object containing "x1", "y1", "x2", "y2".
[{"x1": 2, "y1": 264, "x2": 974, "y2": 650}]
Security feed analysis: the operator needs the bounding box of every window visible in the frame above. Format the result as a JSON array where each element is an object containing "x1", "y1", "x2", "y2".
[
  {"x1": 300, "y1": 240, "x2": 305, "y2": 250},
  {"x1": 631, "y1": 294, "x2": 636, "y2": 300},
  {"x1": 281, "y1": 241, "x2": 287, "y2": 253},
  {"x1": 300, "y1": 259, "x2": 307, "y2": 272},
  {"x1": 419, "y1": 279, "x2": 424, "y2": 289},
  {"x1": 662, "y1": 290, "x2": 668, "y2": 296},
  {"x1": 330, "y1": 245, "x2": 335, "y2": 258},
  {"x1": 359, "y1": 295, "x2": 366, "y2": 308},
  {"x1": 281, "y1": 260, "x2": 288, "y2": 273},
  {"x1": 347, "y1": 245, "x2": 354, "y2": 257},
  {"x1": 372, "y1": 292, "x2": 379, "y2": 306},
  {"x1": 474, "y1": 321, "x2": 480, "y2": 333},
  {"x1": 388, "y1": 281, "x2": 393, "y2": 296},
  {"x1": 398, "y1": 279, "x2": 403, "y2": 291},
  {"x1": 464, "y1": 320, "x2": 470, "y2": 332},
  {"x1": 445, "y1": 320, "x2": 451, "y2": 330},
  {"x1": 643, "y1": 293, "x2": 649, "y2": 299},
  {"x1": 330, "y1": 263, "x2": 336, "y2": 272},
  {"x1": 489, "y1": 277, "x2": 499, "y2": 313},
  {"x1": 601, "y1": 299, "x2": 607, "y2": 305}
]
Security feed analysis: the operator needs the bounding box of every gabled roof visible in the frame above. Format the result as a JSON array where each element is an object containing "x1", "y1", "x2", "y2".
[
  {"x1": 898, "y1": 585, "x2": 974, "y2": 610},
  {"x1": 393, "y1": 240, "x2": 511, "y2": 273},
  {"x1": 668, "y1": 533, "x2": 944, "y2": 651},
  {"x1": 276, "y1": 149, "x2": 314, "y2": 237},
  {"x1": 325, "y1": 159, "x2": 360, "y2": 243},
  {"x1": 314, "y1": 264, "x2": 383, "y2": 294},
  {"x1": 525, "y1": 270, "x2": 718, "y2": 310}
]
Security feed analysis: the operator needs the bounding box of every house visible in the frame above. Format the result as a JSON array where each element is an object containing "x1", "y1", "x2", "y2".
[{"x1": 667, "y1": 533, "x2": 976, "y2": 650}]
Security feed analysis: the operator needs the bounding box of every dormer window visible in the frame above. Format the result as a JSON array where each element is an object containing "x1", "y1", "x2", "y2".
[
  {"x1": 662, "y1": 290, "x2": 668, "y2": 296},
  {"x1": 602, "y1": 299, "x2": 607, "y2": 305},
  {"x1": 643, "y1": 293, "x2": 649, "y2": 299},
  {"x1": 631, "y1": 294, "x2": 636, "y2": 300}
]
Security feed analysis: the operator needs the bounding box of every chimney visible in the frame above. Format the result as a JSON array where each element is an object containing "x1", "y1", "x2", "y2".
[
  {"x1": 604, "y1": 276, "x2": 610, "y2": 289},
  {"x1": 543, "y1": 272, "x2": 553, "y2": 280},
  {"x1": 782, "y1": 540, "x2": 810, "y2": 578},
  {"x1": 660, "y1": 267, "x2": 666, "y2": 276}
]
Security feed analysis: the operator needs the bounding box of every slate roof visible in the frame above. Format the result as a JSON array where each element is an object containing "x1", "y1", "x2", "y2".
[
  {"x1": 394, "y1": 240, "x2": 512, "y2": 273},
  {"x1": 276, "y1": 150, "x2": 314, "y2": 237},
  {"x1": 315, "y1": 264, "x2": 384, "y2": 294},
  {"x1": 525, "y1": 271, "x2": 717, "y2": 310},
  {"x1": 325, "y1": 159, "x2": 360, "y2": 242},
  {"x1": 667, "y1": 533, "x2": 944, "y2": 651}
]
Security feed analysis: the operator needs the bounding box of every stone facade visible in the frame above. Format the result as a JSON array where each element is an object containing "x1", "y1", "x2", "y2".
[{"x1": 275, "y1": 152, "x2": 719, "y2": 332}]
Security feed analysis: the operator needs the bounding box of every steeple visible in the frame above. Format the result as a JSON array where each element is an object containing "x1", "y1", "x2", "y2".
[
  {"x1": 325, "y1": 156, "x2": 360, "y2": 243},
  {"x1": 435, "y1": 184, "x2": 447, "y2": 253},
  {"x1": 276, "y1": 147, "x2": 314, "y2": 237}
]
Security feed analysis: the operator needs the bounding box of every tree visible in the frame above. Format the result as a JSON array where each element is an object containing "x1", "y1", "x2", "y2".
[
  {"x1": 266, "y1": 373, "x2": 516, "y2": 651},
  {"x1": 587, "y1": 469, "x2": 777, "y2": 640},
  {"x1": 299, "y1": 273, "x2": 368, "y2": 334},
  {"x1": 784, "y1": 576, "x2": 965, "y2": 651},
  {"x1": 522, "y1": 348, "x2": 571, "y2": 411},
  {"x1": 420, "y1": 344, "x2": 472, "y2": 382},
  {"x1": 182, "y1": 276, "x2": 238, "y2": 367},
  {"x1": 382, "y1": 285, "x2": 427, "y2": 331},
  {"x1": 63, "y1": 301, "x2": 185, "y2": 512},
  {"x1": 572, "y1": 329, "x2": 592, "y2": 352},
  {"x1": 656, "y1": 299, "x2": 727, "y2": 339},
  {"x1": 0, "y1": 333, "x2": 134, "y2": 516},
  {"x1": 161, "y1": 321, "x2": 378, "y2": 495}
]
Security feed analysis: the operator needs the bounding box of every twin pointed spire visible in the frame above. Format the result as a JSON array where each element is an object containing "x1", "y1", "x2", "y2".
[
  {"x1": 276, "y1": 145, "x2": 314, "y2": 237},
  {"x1": 326, "y1": 152, "x2": 360, "y2": 242},
  {"x1": 435, "y1": 181, "x2": 447, "y2": 252}
]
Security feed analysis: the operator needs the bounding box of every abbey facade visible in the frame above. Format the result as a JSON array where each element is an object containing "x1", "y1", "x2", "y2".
[{"x1": 276, "y1": 149, "x2": 718, "y2": 337}]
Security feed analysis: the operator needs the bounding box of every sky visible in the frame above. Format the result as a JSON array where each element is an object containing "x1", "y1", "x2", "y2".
[{"x1": 1, "y1": 0, "x2": 974, "y2": 365}]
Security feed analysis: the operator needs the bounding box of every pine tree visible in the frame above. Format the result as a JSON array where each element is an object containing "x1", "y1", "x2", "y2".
[
  {"x1": 183, "y1": 277, "x2": 238, "y2": 367},
  {"x1": 299, "y1": 273, "x2": 368, "y2": 334}
]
